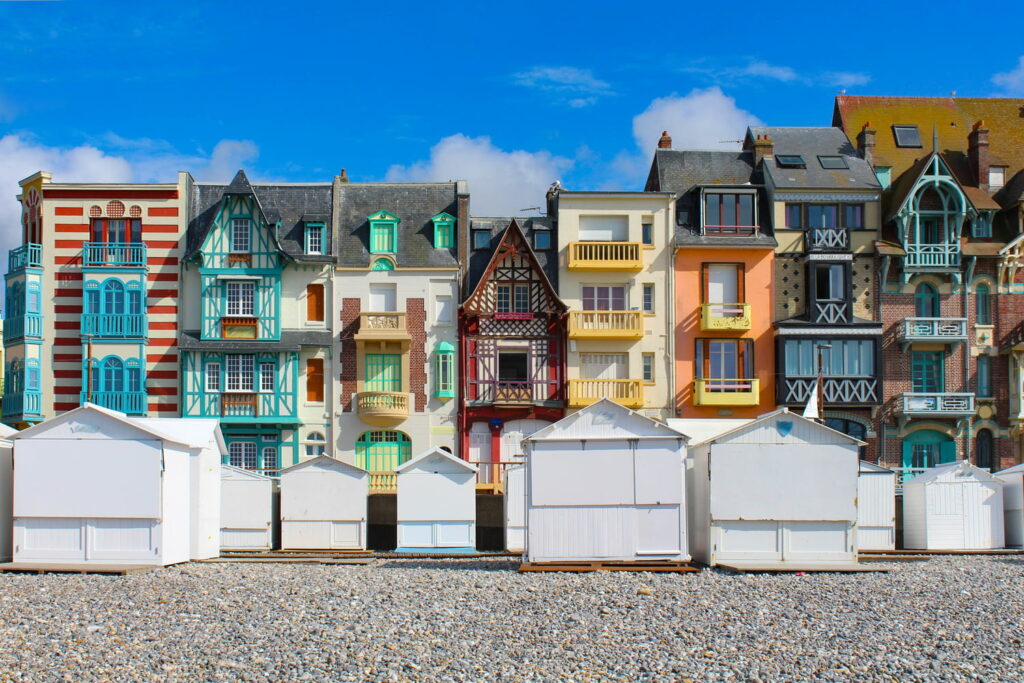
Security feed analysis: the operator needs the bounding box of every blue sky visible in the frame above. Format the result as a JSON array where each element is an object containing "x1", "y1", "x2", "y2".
[{"x1": 1, "y1": 0, "x2": 1023, "y2": 239}]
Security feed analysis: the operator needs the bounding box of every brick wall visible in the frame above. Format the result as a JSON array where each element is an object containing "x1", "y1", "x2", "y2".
[
  {"x1": 339, "y1": 298, "x2": 360, "y2": 412},
  {"x1": 774, "y1": 257, "x2": 803, "y2": 320},
  {"x1": 851, "y1": 256, "x2": 875, "y2": 320},
  {"x1": 408, "y1": 299, "x2": 427, "y2": 412}
]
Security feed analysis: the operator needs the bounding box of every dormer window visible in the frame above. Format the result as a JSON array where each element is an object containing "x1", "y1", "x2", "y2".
[
  {"x1": 304, "y1": 222, "x2": 325, "y2": 254},
  {"x1": 432, "y1": 213, "x2": 455, "y2": 249},
  {"x1": 231, "y1": 218, "x2": 251, "y2": 253},
  {"x1": 702, "y1": 190, "x2": 757, "y2": 235},
  {"x1": 990, "y1": 167, "x2": 1006, "y2": 189},
  {"x1": 892, "y1": 125, "x2": 922, "y2": 148},
  {"x1": 368, "y1": 211, "x2": 399, "y2": 254},
  {"x1": 776, "y1": 155, "x2": 806, "y2": 168}
]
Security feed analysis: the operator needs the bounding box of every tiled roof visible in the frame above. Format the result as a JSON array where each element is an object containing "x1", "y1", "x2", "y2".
[
  {"x1": 745, "y1": 126, "x2": 880, "y2": 191},
  {"x1": 466, "y1": 216, "x2": 556, "y2": 292}
]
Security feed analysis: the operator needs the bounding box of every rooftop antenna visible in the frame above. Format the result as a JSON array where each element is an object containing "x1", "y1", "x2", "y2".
[
  {"x1": 519, "y1": 206, "x2": 541, "y2": 212},
  {"x1": 719, "y1": 140, "x2": 743, "y2": 144}
]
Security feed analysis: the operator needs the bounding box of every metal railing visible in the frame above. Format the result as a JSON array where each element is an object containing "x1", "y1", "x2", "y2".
[
  {"x1": 81, "y1": 313, "x2": 147, "y2": 338},
  {"x1": 8, "y1": 243, "x2": 42, "y2": 271},
  {"x1": 83, "y1": 242, "x2": 147, "y2": 267},
  {"x1": 901, "y1": 317, "x2": 968, "y2": 341},
  {"x1": 2, "y1": 314, "x2": 43, "y2": 342},
  {"x1": 893, "y1": 467, "x2": 927, "y2": 493},
  {"x1": 80, "y1": 391, "x2": 147, "y2": 415},
  {"x1": 567, "y1": 241, "x2": 643, "y2": 269},
  {"x1": 901, "y1": 392, "x2": 975, "y2": 416}
]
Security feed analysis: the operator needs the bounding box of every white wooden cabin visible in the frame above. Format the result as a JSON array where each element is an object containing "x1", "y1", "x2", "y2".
[
  {"x1": 858, "y1": 461, "x2": 896, "y2": 551},
  {"x1": 10, "y1": 404, "x2": 215, "y2": 566},
  {"x1": 676, "y1": 409, "x2": 864, "y2": 570},
  {"x1": 522, "y1": 399, "x2": 690, "y2": 563},
  {"x1": 996, "y1": 464, "x2": 1024, "y2": 547},
  {"x1": 280, "y1": 456, "x2": 368, "y2": 550},
  {"x1": 221, "y1": 465, "x2": 276, "y2": 551},
  {"x1": 504, "y1": 464, "x2": 526, "y2": 553},
  {"x1": 0, "y1": 424, "x2": 17, "y2": 562},
  {"x1": 396, "y1": 447, "x2": 478, "y2": 553},
  {"x1": 903, "y1": 461, "x2": 1004, "y2": 550}
]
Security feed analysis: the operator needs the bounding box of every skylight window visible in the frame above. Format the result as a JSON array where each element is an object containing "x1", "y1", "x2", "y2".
[
  {"x1": 893, "y1": 125, "x2": 922, "y2": 148},
  {"x1": 776, "y1": 155, "x2": 806, "y2": 168},
  {"x1": 818, "y1": 155, "x2": 849, "y2": 169}
]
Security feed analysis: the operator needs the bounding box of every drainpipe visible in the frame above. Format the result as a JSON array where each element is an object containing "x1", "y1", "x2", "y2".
[
  {"x1": 666, "y1": 196, "x2": 676, "y2": 419},
  {"x1": 964, "y1": 256, "x2": 975, "y2": 463}
]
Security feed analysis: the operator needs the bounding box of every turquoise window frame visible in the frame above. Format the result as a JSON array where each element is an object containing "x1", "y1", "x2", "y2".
[
  {"x1": 369, "y1": 211, "x2": 399, "y2": 254},
  {"x1": 371, "y1": 257, "x2": 395, "y2": 271},
  {"x1": 902, "y1": 429, "x2": 955, "y2": 469},
  {"x1": 976, "y1": 284, "x2": 991, "y2": 325},
  {"x1": 432, "y1": 213, "x2": 455, "y2": 249},
  {"x1": 914, "y1": 283, "x2": 939, "y2": 317},
  {"x1": 977, "y1": 354, "x2": 992, "y2": 397},
  {"x1": 304, "y1": 222, "x2": 325, "y2": 254},
  {"x1": 911, "y1": 350, "x2": 944, "y2": 392},
  {"x1": 355, "y1": 430, "x2": 411, "y2": 474},
  {"x1": 365, "y1": 353, "x2": 402, "y2": 392},
  {"x1": 435, "y1": 342, "x2": 455, "y2": 398}
]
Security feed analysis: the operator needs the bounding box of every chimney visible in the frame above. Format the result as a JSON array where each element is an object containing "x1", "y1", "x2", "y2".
[
  {"x1": 657, "y1": 131, "x2": 672, "y2": 149},
  {"x1": 339, "y1": 168, "x2": 349, "y2": 183},
  {"x1": 968, "y1": 120, "x2": 990, "y2": 189},
  {"x1": 856, "y1": 122, "x2": 876, "y2": 165},
  {"x1": 753, "y1": 134, "x2": 774, "y2": 166}
]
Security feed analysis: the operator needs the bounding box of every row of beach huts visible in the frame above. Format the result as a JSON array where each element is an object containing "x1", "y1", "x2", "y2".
[{"x1": 0, "y1": 401, "x2": 1021, "y2": 571}]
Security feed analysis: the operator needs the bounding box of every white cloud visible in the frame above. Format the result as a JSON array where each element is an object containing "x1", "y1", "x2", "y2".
[
  {"x1": 632, "y1": 87, "x2": 762, "y2": 151},
  {"x1": 742, "y1": 61, "x2": 799, "y2": 82},
  {"x1": 385, "y1": 134, "x2": 572, "y2": 216},
  {"x1": 993, "y1": 56, "x2": 1024, "y2": 94},
  {"x1": 824, "y1": 71, "x2": 871, "y2": 88},
  {"x1": 513, "y1": 66, "x2": 612, "y2": 94}
]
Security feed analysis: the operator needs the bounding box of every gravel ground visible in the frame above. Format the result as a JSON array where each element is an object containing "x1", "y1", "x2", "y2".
[{"x1": 0, "y1": 556, "x2": 1022, "y2": 681}]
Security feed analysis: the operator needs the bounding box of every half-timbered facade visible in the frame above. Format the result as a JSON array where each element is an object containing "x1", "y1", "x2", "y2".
[
  {"x1": 179, "y1": 171, "x2": 333, "y2": 474},
  {"x1": 459, "y1": 218, "x2": 566, "y2": 489}
]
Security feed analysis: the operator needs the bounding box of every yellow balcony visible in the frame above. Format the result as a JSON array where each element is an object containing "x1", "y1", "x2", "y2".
[
  {"x1": 568, "y1": 241, "x2": 643, "y2": 271},
  {"x1": 354, "y1": 312, "x2": 411, "y2": 344},
  {"x1": 568, "y1": 379, "x2": 644, "y2": 408},
  {"x1": 700, "y1": 303, "x2": 751, "y2": 331},
  {"x1": 356, "y1": 391, "x2": 409, "y2": 427},
  {"x1": 693, "y1": 378, "x2": 760, "y2": 406},
  {"x1": 568, "y1": 310, "x2": 644, "y2": 340}
]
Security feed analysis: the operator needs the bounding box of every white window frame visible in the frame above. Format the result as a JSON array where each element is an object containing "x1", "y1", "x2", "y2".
[
  {"x1": 230, "y1": 218, "x2": 251, "y2": 253},
  {"x1": 205, "y1": 362, "x2": 221, "y2": 392},
  {"x1": 305, "y1": 224, "x2": 324, "y2": 254},
  {"x1": 229, "y1": 441, "x2": 258, "y2": 469},
  {"x1": 990, "y1": 167, "x2": 1006, "y2": 189},
  {"x1": 435, "y1": 294, "x2": 453, "y2": 324},
  {"x1": 642, "y1": 284, "x2": 654, "y2": 313},
  {"x1": 226, "y1": 354, "x2": 255, "y2": 392},
  {"x1": 304, "y1": 431, "x2": 327, "y2": 458},
  {"x1": 226, "y1": 281, "x2": 256, "y2": 316},
  {"x1": 259, "y1": 362, "x2": 275, "y2": 393}
]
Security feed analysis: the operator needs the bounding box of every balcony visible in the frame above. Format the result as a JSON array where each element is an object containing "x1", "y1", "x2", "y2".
[
  {"x1": 806, "y1": 227, "x2": 849, "y2": 252},
  {"x1": 81, "y1": 313, "x2": 147, "y2": 338},
  {"x1": 568, "y1": 379, "x2": 643, "y2": 408},
  {"x1": 83, "y1": 242, "x2": 147, "y2": 268},
  {"x1": 568, "y1": 311, "x2": 643, "y2": 339},
  {"x1": 700, "y1": 303, "x2": 751, "y2": 331},
  {"x1": 469, "y1": 380, "x2": 558, "y2": 406},
  {"x1": 221, "y1": 317, "x2": 258, "y2": 339},
  {"x1": 2, "y1": 391, "x2": 42, "y2": 421},
  {"x1": 779, "y1": 377, "x2": 880, "y2": 406},
  {"x1": 901, "y1": 392, "x2": 975, "y2": 418},
  {"x1": 900, "y1": 318, "x2": 968, "y2": 346},
  {"x1": 354, "y1": 312, "x2": 411, "y2": 343},
  {"x1": 702, "y1": 224, "x2": 758, "y2": 236},
  {"x1": 80, "y1": 391, "x2": 147, "y2": 415},
  {"x1": 8, "y1": 243, "x2": 42, "y2": 272},
  {"x1": 693, "y1": 378, "x2": 760, "y2": 406},
  {"x1": 356, "y1": 391, "x2": 410, "y2": 427},
  {"x1": 3, "y1": 314, "x2": 43, "y2": 342},
  {"x1": 567, "y1": 242, "x2": 643, "y2": 271},
  {"x1": 905, "y1": 244, "x2": 960, "y2": 270},
  {"x1": 222, "y1": 392, "x2": 259, "y2": 418}
]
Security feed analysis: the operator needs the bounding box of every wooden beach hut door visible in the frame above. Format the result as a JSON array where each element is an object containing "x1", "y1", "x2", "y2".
[{"x1": 468, "y1": 422, "x2": 492, "y2": 483}]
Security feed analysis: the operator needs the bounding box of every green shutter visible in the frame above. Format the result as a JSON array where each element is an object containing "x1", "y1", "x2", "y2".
[{"x1": 365, "y1": 354, "x2": 402, "y2": 392}]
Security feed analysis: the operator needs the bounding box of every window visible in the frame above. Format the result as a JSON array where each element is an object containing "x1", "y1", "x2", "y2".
[
  {"x1": 305, "y1": 432, "x2": 326, "y2": 458},
  {"x1": 368, "y1": 212, "x2": 398, "y2": 253},
  {"x1": 355, "y1": 430, "x2": 412, "y2": 474},
  {"x1": 582, "y1": 285, "x2": 626, "y2": 311},
  {"x1": 90, "y1": 217, "x2": 141, "y2": 243},
  {"x1": 306, "y1": 358, "x2": 324, "y2": 402},
  {"x1": 642, "y1": 353, "x2": 654, "y2": 383},
  {"x1": 229, "y1": 441, "x2": 259, "y2": 470},
  {"x1": 432, "y1": 213, "x2": 455, "y2": 248},
  {"x1": 785, "y1": 204, "x2": 802, "y2": 228},
  {"x1": 776, "y1": 154, "x2": 806, "y2": 168},
  {"x1": 783, "y1": 339, "x2": 874, "y2": 377},
  {"x1": 435, "y1": 342, "x2": 455, "y2": 398},
  {"x1": 703, "y1": 192, "x2": 756, "y2": 233},
  {"x1": 533, "y1": 231, "x2": 551, "y2": 250},
  {"x1": 976, "y1": 284, "x2": 991, "y2": 325},
  {"x1": 973, "y1": 214, "x2": 992, "y2": 238},
  {"x1": 989, "y1": 167, "x2": 1006, "y2": 189},
  {"x1": 843, "y1": 204, "x2": 864, "y2": 229},
  {"x1": 498, "y1": 351, "x2": 529, "y2": 381},
  {"x1": 818, "y1": 155, "x2": 848, "y2": 169},
  {"x1": 914, "y1": 283, "x2": 939, "y2": 317},
  {"x1": 473, "y1": 230, "x2": 491, "y2": 250},
  {"x1": 497, "y1": 284, "x2": 529, "y2": 314},
  {"x1": 103, "y1": 280, "x2": 125, "y2": 314},
  {"x1": 226, "y1": 354, "x2": 255, "y2": 392},
  {"x1": 977, "y1": 355, "x2": 992, "y2": 397},
  {"x1": 976, "y1": 429, "x2": 994, "y2": 469},
  {"x1": 807, "y1": 204, "x2": 838, "y2": 229},
  {"x1": 703, "y1": 263, "x2": 744, "y2": 308},
  {"x1": 230, "y1": 218, "x2": 251, "y2": 252},
  {"x1": 912, "y1": 351, "x2": 944, "y2": 392},
  {"x1": 815, "y1": 264, "x2": 845, "y2": 302},
  {"x1": 305, "y1": 223, "x2": 325, "y2": 254},
  {"x1": 226, "y1": 281, "x2": 255, "y2": 316},
  {"x1": 642, "y1": 284, "x2": 654, "y2": 313},
  {"x1": 371, "y1": 257, "x2": 394, "y2": 271},
  {"x1": 875, "y1": 167, "x2": 892, "y2": 189},
  {"x1": 365, "y1": 354, "x2": 402, "y2": 392},
  {"x1": 893, "y1": 125, "x2": 922, "y2": 148},
  {"x1": 436, "y1": 295, "x2": 453, "y2": 324},
  {"x1": 641, "y1": 223, "x2": 653, "y2": 245},
  {"x1": 306, "y1": 284, "x2": 325, "y2": 322},
  {"x1": 205, "y1": 362, "x2": 221, "y2": 392},
  {"x1": 368, "y1": 283, "x2": 396, "y2": 311},
  {"x1": 259, "y1": 362, "x2": 276, "y2": 393},
  {"x1": 26, "y1": 360, "x2": 40, "y2": 391},
  {"x1": 261, "y1": 446, "x2": 277, "y2": 472},
  {"x1": 696, "y1": 339, "x2": 753, "y2": 385}
]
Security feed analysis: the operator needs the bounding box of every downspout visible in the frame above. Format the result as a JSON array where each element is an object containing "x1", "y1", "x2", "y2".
[
  {"x1": 666, "y1": 195, "x2": 676, "y2": 419},
  {"x1": 964, "y1": 256, "x2": 976, "y2": 463},
  {"x1": 879, "y1": 255, "x2": 890, "y2": 467}
]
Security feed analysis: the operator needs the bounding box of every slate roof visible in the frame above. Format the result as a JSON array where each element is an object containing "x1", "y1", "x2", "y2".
[
  {"x1": 745, "y1": 127, "x2": 881, "y2": 191},
  {"x1": 178, "y1": 329, "x2": 333, "y2": 351},
  {"x1": 185, "y1": 171, "x2": 334, "y2": 263},
  {"x1": 466, "y1": 216, "x2": 556, "y2": 292},
  {"x1": 334, "y1": 182, "x2": 463, "y2": 268}
]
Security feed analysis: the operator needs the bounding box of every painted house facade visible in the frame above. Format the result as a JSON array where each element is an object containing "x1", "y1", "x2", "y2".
[
  {"x1": 333, "y1": 180, "x2": 468, "y2": 490},
  {"x1": 178, "y1": 171, "x2": 334, "y2": 474}
]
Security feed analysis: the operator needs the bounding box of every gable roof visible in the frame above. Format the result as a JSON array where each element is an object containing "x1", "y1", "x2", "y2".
[
  {"x1": 12, "y1": 403, "x2": 194, "y2": 448},
  {"x1": 525, "y1": 399, "x2": 689, "y2": 442},
  {"x1": 221, "y1": 464, "x2": 273, "y2": 481},
  {"x1": 396, "y1": 447, "x2": 477, "y2": 473},
  {"x1": 885, "y1": 152, "x2": 978, "y2": 222},
  {"x1": 467, "y1": 216, "x2": 557, "y2": 290},
  {"x1": 996, "y1": 463, "x2": 1024, "y2": 475},
  {"x1": 279, "y1": 455, "x2": 368, "y2": 477},
  {"x1": 745, "y1": 126, "x2": 880, "y2": 191},
  {"x1": 904, "y1": 460, "x2": 1002, "y2": 486},
  {"x1": 859, "y1": 460, "x2": 894, "y2": 474},
  {"x1": 687, "y1": 407, "x2": 866, "y2": 447},
  {"x1": 667, "y1": 417, "x2": 752, "y2": 445},
  {"x1": 133, "y1": 417, "x2": 227, "y2": 454}
]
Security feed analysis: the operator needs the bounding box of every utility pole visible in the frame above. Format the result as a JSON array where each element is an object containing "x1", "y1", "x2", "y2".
[{"x1": 815, "y1": 343, "x2": 832, "y2": 423}]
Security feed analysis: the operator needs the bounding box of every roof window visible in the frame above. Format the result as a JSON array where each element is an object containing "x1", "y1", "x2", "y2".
[
  {"x1": 775, "y1": 154, "x2": 806, "y2": 168},
  {"x1": 893, "y1": 125, "x2": 922, "y2": 148},
  {"x1": 818, "y1": 155, "x2": 849, "y2": 170}
]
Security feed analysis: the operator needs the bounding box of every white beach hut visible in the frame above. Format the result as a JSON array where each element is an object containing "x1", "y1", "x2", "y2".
[
  {"x1": 995, "y1": 464, "x2": 1024, "y2": 547},
  {"x1": 677, "y1": 408, "x2": 864, "y2": 570},
  {"x1": 522, "y1": 399, "x2": 690, "y2": 564},
  {"x1": 220, "y1": 465, "x2": 276, "y2": 551},
  {"x1": 396, "y1": 447, "x2": 478, "y2": 553},
  {"x1": 0, "y1": 423, "x2": 18, "y2": 563},
  {"x1": 504, "y1": 464, "x2": 526, "y2": 553},
  {"x1": 280, "y1": 456, "x2": 368, "y2": 550},
  {"x1": 903, "y1": 461, "x2": 1004, "y2": 550},
  {"x1": 858, "y1": 461, "x2": 896, "y2": 551},
  {"x1": 10, "y1": 404, "x2": 215, "y2": 567}
]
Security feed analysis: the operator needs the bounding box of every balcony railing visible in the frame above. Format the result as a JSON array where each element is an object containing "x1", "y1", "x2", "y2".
[
  {"x1": 470, "y1": 460, "x2": 523, "y2": 493},
  {"x1": 354, "y1": 312, "x2": 411, "y2": 342},
  {"x1": 901, "y1": 392, "x2": 975, "y2": 417},
  {"x1": 356, "y1": 391, "x2": 409, "y2": 427},
  {"x1": 568, "y1": 379, "x2": 643, "y2": 408},
  {"x1": 807, "y1": 227, "x2": 849, "y2": 252},
  {"x1": 693, "y1": 378, "x2": 760, "y2": 406},
  {"x1": 700, "y1": 303, "x2": 751, "y2": 331},
  {"x1": 905, "y1": 243, "x2": 960, "y2": 269},
  {"x1": 702, "y1": 224, "x2": 758, "y2": 236},
  {"x1": 780, "y1": 377, "x2": 880, "y2": 405},
  {"x1": 893, "y1": 467, "x2": 928, "y2": 493},
  {"x1": 2, "y1": 390, "x2": 42, "y2": 420},
  {"x1": 567, "y1": 242, "x2": 643, "y2": 271},
  {"x1": 81, "y1": 391, "x2": 147, "y2": 415},
  {"x1": 222, "y1": 392, "x2": 259, "y2": 418},
  {"x1": 470, "y1": 380, "x2": 558, "y2": 405},
  {"x1": 568, "y1": 310, "x2": 643, "y2": 339},
  {"x1": 221, "y1": 317, "x2": 258, "y2": 339},
  {"x1": 81, "y1": 313, "x2": 147, "y2": 338},
  {"x1": 83, "y1": 242, "x2": 147, "y2": 267},
  {"x1": 900, "y1": 318, "x2": 968, "y2": 344},
  {"x1": 3, "y1": 314, "x2": 43, "y2": 342},
  {"x1": 8, "y1": 243, "x2": 42, "y2": 271}
]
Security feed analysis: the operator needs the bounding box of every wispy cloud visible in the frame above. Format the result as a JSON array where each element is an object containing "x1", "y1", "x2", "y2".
[
  {"x1": 513, "y1": 66, "x2": 613, "y2": 107},
  {"x1": 824, "y1": 71, "x2": 871, "y2": 88},
  {"x1": 993, "y1": 56, "x2": 1024, "y2": 94},
  {"x1": 682, "y1": 59, "x2": 870, "y2": 89},
  {"x1": 742, "y1": 61, "x2": 799, "y2": 82}
]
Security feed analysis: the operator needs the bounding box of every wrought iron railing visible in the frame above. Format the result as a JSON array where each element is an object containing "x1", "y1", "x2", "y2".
[
  {"x1": 901, "y1": 317, "x2": 968, "y2": 341},
  {"x1": 81, "y1": 313, "x2": 147, "y2": 338},
  {"x1": 781, "y1": 377, "x2": 879, "y2": 405},
  {"x1": 901, "y1": 392, "x2": 975, "y2": 416},
  {"x1": 2, "y1": 314, "x2": 43, "y2": 342},
  {"x1": 83, "y1": 242, "x2": 147, "y2": 267},
  {"x1": 80, "y1": 390, "x2": 147, "y2": 415},
  {"x1": 8, "y1": 243, "x2": 42, "y2": 271}
]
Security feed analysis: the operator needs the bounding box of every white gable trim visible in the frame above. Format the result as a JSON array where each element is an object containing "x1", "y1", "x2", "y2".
[
  {"x1": 525, "y1": 398, "x2": 689, "y2": 443},
  {"x1": 397, "y1": 447, "x2": 477, "y2": 474},
  {"x1": 279, "y1": 455, "x2": 367, "y2": 476},
  {"x1": 11, "y1": 403, "x2": 193, "y2": 448},
  {"x1": 690, "y1": 408, "x2": 865, "y2": 447}
]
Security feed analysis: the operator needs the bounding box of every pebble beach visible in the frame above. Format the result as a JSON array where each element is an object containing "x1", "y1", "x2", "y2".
[{"x1": 0, "y1": 556, "x2": 1022, "y2": 681}]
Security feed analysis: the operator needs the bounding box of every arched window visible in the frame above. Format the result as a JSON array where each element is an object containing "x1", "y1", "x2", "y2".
[
  {"x1": 102, "y1": 280, "x2": 125, "y2": 314},
  {"x1": 304, "y1": 431, "x2": 326, "y2": 457},
  {"x1": 824, "y1": 417, "x2": 868, "y2": 458},
  {"x1": 102, "y1": 357, "x2": 124, "y2": 392},
  {"x1": 915, "y1": 283, "x2": 939, "y2": 317},
  {"x1": 355, "y1": 431, "x2": 411, "y2": 490},
  {"x1": 371, "y1": 258, "x2": 395, "y2": 271},
  {"x1": 976, "y1": 429, "x2": 994, "y2": 470},
  {"x1": 261, "y1": 446, "x2": 278, "y2": 472},
  {"x1": 903, "y1": 429, "x2": 955, "y2": 469},
  {"x1": 84, "y1": 281, "x2": 100, "y2": 315},
  {"x1": 976, "y1": 284, "x2": 991, "y2": 325}
]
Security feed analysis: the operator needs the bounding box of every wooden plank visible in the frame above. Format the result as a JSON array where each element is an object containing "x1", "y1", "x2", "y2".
[
  {"x1": 519, "y1": 561, "x2": 699, "y2": 574},
  {"x1": 201, "y1": 558, "x2": 372, "y2": 565},
  {"x1": 0, "y1": 562, "x2": 155, "y2": 576},
  {"x1": 716, "y1": 562, "x2": 887, "y2": 574}
]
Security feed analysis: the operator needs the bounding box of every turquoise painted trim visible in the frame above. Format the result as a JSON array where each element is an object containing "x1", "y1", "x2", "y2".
[
  {"x1": 369, "y1": 210, "x2": 400, "y2": 254},
  {"x1": 432, "y1": 212, "x2": 456, "y2": 249},
  {"x1": 83, "y1": 242, "x2": 146, "y2": 267},
  {"x1": 371, "y1": 258, "x2": 395, "y2": 271},
  {"x1": 180, "y1": 349, "x2": 300, "y2": 421},
  {"x1": 304, "y1": 223, "x2": 325, "y2": 254}
]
